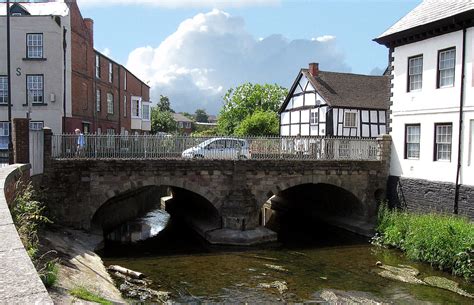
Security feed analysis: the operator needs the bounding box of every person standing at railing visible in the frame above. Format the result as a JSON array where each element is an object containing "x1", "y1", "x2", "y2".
[
  {"x1": 75, "y1": 128, "x2": 85, "y2": 157},
  {"x1": 295, "y1": 134, "x2": 305, "y2": 156}
]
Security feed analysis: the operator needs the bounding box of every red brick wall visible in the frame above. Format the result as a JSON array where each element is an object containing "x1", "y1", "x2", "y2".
[
  {"x1": 68, "y1": 2, "x2": 95, "y2": 133},
  {"x1": 66, "y1": 2, "x2": 150, "y2": 135}
]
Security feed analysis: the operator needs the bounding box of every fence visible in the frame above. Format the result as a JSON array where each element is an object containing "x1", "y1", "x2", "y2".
[{"x1": 51, "y1": 134, "x2": 381, "y2": 161}]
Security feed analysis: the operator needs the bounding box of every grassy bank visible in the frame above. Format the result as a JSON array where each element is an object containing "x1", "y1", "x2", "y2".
[{"x1": 373, "y1": 204, "x2": 473, "y2": 281}]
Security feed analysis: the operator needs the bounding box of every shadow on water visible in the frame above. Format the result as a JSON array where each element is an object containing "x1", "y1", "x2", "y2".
[{"x1": 100, "y1": 207, "x2": 474, "y2": 304}]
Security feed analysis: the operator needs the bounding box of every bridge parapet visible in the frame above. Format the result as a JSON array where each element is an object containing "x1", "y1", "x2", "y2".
[{"x1": 50, "y1": 134, "x2": 383, "y2": 162}]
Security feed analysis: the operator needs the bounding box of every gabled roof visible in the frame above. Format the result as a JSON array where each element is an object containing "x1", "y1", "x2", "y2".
[
  {"x1": 0, "y1": 2, "x2": 69, "y2": 17},
  {"x1": 279, "y1": 69, "x2": 390, "y2": 113},
  {"x1": 172, "y1": 113, "x2": 194, "y2": 123},
  {"x1": 375, "y1": 0, "x2": 474, "y2": 47}
]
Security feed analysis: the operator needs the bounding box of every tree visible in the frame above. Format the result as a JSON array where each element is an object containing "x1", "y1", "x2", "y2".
[
  {"x1": 217, "y1": 83, "x2": 287, "y2": 135},
  {"x1": 235, "y1": 110, "x2": 279, "y2": 136},
  {"x1": 157, "y1": 95, "x2": 174, "y2": 113},
  {"x1": 151, "y1": 108, "x2": 176, "y2": 134},
  {"x1": 195, "y1": 109, "x2": 209, "y2": 123}
]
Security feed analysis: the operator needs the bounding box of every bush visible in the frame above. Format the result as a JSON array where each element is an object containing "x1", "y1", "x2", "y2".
[
  {"x1": 374, "y1": 203, "x2": 474, "y2": 281},
  {"x1": 11, "y1": 182, "x2": 58, "y2": 287}
]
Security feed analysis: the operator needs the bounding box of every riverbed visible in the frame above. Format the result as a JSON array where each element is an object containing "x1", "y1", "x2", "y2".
[{"x1": 101, "y1": 211, "x2": 473, "y2": 304}]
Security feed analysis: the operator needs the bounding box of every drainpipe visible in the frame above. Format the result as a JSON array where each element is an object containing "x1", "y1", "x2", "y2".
[
  {"x1": 6, "y1": 0, "x2": 13, "y2": 164},
  {"x1": 62, "y1": 27, "x2": 67, "y2": 133},
  {"x1": 454, "y1": 26, "x2": 467, "y2": 214}
]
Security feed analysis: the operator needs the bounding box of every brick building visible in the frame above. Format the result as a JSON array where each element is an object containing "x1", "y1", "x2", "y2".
[{"x1": 0, "y1": 0, "x2": 151, "y2": 139}]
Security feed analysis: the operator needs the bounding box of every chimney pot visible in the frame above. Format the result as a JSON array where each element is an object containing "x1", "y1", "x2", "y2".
[{"x1": 309, "y1": 63, "x2": 319, "y2": 77}]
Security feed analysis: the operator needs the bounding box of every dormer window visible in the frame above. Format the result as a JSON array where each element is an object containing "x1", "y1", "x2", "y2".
[{"x1": 26, "y1": 34, "x2": 43, "y2": 59}]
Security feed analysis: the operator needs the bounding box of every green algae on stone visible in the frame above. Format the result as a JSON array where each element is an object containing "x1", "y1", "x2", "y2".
[{"x1": 423, "y1": 276, "x2": 473, "y2": 299}]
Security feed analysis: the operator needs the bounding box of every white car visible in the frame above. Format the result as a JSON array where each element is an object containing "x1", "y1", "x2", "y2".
[{"x1": 182, "y1": 138, "x2": 251, "y2": 160}]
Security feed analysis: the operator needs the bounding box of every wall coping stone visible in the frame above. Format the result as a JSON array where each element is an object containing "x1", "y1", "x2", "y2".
[{"x1": 0, "y1": 165, "x2": 53, "y2": 304}]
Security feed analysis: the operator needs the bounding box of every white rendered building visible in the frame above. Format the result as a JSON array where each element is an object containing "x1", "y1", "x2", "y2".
[{"x1": 375, "y1": 0, "x2": 474, "y2": 217}]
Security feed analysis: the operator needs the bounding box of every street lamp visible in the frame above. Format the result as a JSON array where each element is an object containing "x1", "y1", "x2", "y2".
[{"x1": 6, "y1": 0, "x2": 13, "y2": 164}]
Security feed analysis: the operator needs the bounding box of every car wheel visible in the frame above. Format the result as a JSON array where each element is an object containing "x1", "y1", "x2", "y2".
[
  {"x1": 238, "y1": 155, "x2": 248, "y2": 160},
  {"x1": 193, "y1": 154, "x2": 204, "y2": 159}
]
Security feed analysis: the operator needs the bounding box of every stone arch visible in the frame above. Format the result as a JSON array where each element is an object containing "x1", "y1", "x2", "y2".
[{"x1": 87, "y1": 174, "x2": 222, "y2": 231}]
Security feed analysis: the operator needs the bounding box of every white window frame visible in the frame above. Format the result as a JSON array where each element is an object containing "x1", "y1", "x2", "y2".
[
  {"x1": 131, "y1": 97, "x2": 141, "y2": 119},
  {"x1": 95, "y1": 54, "x2": 100, "y2": 78},
  {"x1": 142, "y1": 103, "x2": 150, "y2": 121},
  {"x1": 124, "y1": 72, "x2": 127, "y2": 90},
  {"x1": 408, "y1": 55, "x2": 423, "y2": 92},
  {"x1": 344, "y1": 111, "x2": 358, "y2": 128},
  {"x1": 26, "y1": 33, "x2": 43, "y2": 59},
  {"x1": 26, "y1": 75, "x2": 44, "y2": 104},
  {"x1": 123, "y1": 95, "x2": 127, "y2": 118},
  {"x1": 108, "y1": 62, "x2": 113, "y2": 83},
  {"x1": 435, "y1": 123, "x2": 452, "y2": 162},
  {"x1": 96, "y1": 89, "x2": 101, "y2": 112},
  {"x1": 0, "y1": 122, "x2": 8, "y2": 150},
  {"x1": 29, "y1": 121, "x2": 44, "y2": 131},
  {"x1": 107, "y1": 93, "x2": 114, "y2": 114},
  {"x1": 405, "y1": 124, "x2": 420, "y2": 160},
  {"x1": 310, "y1": 109, "x2": 318, "y2": 125},
  {"x1": 0, "y1": 76, "x2": 7, "y2": 105},
  {"x1": 438, "y1": 48, "x2": 455, "y2": 88}
]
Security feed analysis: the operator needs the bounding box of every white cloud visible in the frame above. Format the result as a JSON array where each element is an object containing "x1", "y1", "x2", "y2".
[
  {"x1": 126, "y1": 9, "x2": 350, "y2": 114},
  {"x1": 101, "y1": 47, "x2": 111, "y2": 57},
  {"x1": 312, "y1": 35, "x2": 336, "y2": 42},
  {"x1": 77, "y1": 0, "x2": 280, "y2": 8}
]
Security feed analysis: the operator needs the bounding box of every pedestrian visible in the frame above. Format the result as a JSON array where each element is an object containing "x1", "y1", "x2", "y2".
[{"x1": 75, "y1": 128, "x2": 85, "y2": 156}]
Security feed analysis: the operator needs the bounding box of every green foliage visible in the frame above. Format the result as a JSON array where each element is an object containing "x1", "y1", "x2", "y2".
[
  {"x1": 39, "y1": 258, "x2": 59, "y2": 288},
  {"x1": 217, "y1": 83, "x2": 287, "y2": 135},
  {"x1": 157, "y1": 95, "x2": 174, "y2": 112},
  {"x1": 12, "y1": 182, "x2": 52, "y2": 258},
  {"x1": 373, "y1": 203, "x2": 474, "y2": 281},
  {"x1": 11, "y1": 182, "x2": 58, "y2": 287},
  {"x1": 235, "y1": 110, "x2": 279, "y2": 136},
  {"x1": 192, "y1": 125, "x2": 218, "y2": 137},
  {"x1": 151, "y1": 108, "x2": 177, "y2": 134},
  {"x1": 195, "y1": 108, "x2": 209, "y2": 123},
  {"x1": 70, "y1": 287, "x2": 112, "y2": 305}
]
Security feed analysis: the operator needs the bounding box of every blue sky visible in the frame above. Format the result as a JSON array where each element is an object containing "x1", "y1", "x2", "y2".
[{"x1": 77, "y1": 0, "x2": 421, "y2": 114}]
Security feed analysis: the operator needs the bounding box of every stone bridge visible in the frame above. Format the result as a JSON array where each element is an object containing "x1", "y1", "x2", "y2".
[{"x1": 40, "y1": 136, "x2": 391, "y2": 245}]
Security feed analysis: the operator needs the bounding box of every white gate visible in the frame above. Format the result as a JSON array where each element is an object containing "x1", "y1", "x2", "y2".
[{"x1": 29, "y1": 129, "x2": 44, "y2": 176}]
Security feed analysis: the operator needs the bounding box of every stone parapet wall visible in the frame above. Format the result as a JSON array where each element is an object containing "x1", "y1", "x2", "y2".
[
  {"x1": 0, "y1": 165, "x2": 53, "y2": 304},
  {"x1": 387, "y1": 176, "x2": 474, "y2": 219}
]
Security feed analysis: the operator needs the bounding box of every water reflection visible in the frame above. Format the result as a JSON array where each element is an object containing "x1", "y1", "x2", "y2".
[{"x1": 107, "y1": 209, "x2": 170, "y2": 243}]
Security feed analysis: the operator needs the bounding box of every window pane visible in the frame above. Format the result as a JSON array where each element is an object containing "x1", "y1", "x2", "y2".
[
  {"x1": 27, "y1": 34, "x2": 43, "y2": 58},
  {"x1": 0, "y1": 76, "x2": 7, "y2": 104},
  {"x1": 435, "y1": 124, "x2": 452, "y2": 161},
  {"x1": 27, "y1": 75, "x2": 43, "y2": 104},
  {"x1": 438, "y1": 49, "x2": 455, "y2": 87}
]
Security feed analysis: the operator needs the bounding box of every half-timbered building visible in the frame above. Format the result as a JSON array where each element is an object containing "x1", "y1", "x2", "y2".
[{"x1": 279, "y1": 63, "x2": 390, "y2": 138}]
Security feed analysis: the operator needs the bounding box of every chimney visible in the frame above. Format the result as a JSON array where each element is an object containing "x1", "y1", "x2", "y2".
[
  {"x1": 84, "y1": 18, "x2": 94, "y2": 44},
  {"x1": 309, "y1": 63, "x2": 319, "y2": 77}
]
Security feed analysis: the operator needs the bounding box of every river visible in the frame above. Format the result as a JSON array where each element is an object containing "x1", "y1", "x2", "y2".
[{"x1": 100, "y1": 209, "x2": 473, "y2": 304}]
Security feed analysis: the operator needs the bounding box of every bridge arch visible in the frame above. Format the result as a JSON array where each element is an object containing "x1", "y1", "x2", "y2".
[{"x1": 86, "y1": 174, "x2": 223, "y2": 232}]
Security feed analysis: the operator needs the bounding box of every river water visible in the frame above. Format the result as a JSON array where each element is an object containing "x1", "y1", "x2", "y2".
[{"x1": 101, "y1": 210, "x2": 473, "y2": 304}]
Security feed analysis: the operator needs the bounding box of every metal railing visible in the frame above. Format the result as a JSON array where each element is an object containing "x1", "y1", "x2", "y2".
[{"x1": 51, "y1": 134, "x2": 381, "y2": 161}]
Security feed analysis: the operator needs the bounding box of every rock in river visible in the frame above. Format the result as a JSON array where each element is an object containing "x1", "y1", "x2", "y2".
[{"x1": 423, "y1": 276, "x2": 473, "y2": 299}]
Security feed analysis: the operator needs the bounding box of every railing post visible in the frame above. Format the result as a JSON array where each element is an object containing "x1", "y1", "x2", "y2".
[
  {"x1": 377, "y1": 134, "x2": 392, "y2": 164},
  {"x1": 43, "y1": 128, "x2": 52, "y2": 169}
]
